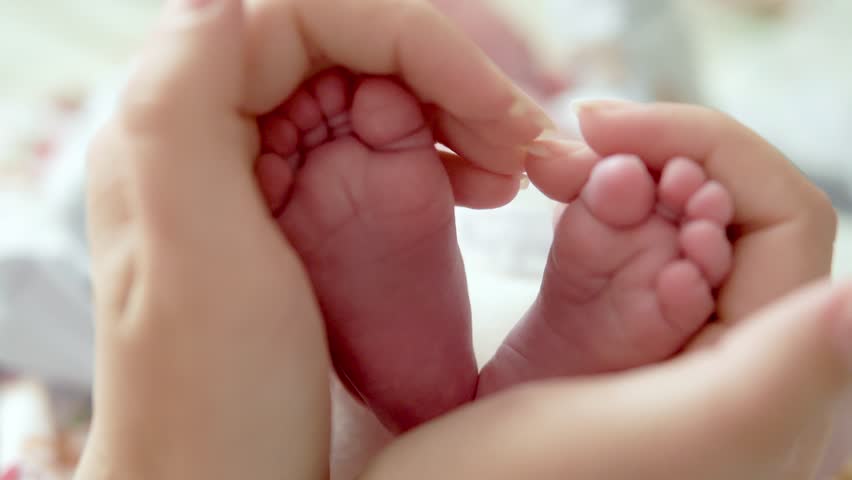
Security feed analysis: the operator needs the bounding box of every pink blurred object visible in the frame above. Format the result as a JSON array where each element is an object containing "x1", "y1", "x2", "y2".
[
  {"x1": 1, "y1": 466, "x2": 20, "y2": 480},
  {"x1": 429, "y1": 0, "x2": 570, "y2": 100}
]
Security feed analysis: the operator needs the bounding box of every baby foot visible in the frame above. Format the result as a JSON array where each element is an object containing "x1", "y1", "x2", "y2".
[
  {"x1": 255, "y1": 69, "x2": 477, "y2": 432},
  {"x1": 478, "y1": 155, "x2": 734, "y2": 395}
]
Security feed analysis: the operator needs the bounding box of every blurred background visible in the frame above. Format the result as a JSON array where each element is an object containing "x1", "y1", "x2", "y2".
[{"x1": 0, "y1": 0, "x2": 850, "y2": 478}]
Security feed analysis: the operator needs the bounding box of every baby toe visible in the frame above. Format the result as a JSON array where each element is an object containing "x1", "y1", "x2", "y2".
[
  {"x1": 351, "y1": 77, "x2": 433, "y2": 151},
  {"x1": 255, "y1": 153, "x2": 295, "y2": 214},
  {"x1": 657, "y1": 260, "x2": 715, "y2": 335},
  {"x1": 310, "y1": 69, "x2": 352, "y2": 118},
  {"x1": 658, "y1": 157, "x2": 706, "y2": 219},
  {"x1": 679, "y1": 220, "x2": 733, "y2": 287},
  {"x1": 581, "y1": 154, "x2": 656, "y2": 228},
  {"x1": 259, "y1": 113, "x2": 299, "y2": 157},
  {"x1": 285, "y1": 89, "x2": 324, "y2": 131},
  {"x1": 686, "y1": 180, "x2": 734, "y2": 226}
]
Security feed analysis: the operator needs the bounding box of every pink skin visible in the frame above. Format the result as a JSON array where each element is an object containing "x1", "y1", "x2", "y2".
[
  {"x1": 478, "y1": 155, "x2": 734, "y2": 393},
  {"x1": 257, "y1": 70, "x2": 477, "y2": 433},
  {"x1": 256, "y1": 69, "x2": 734, "y2": 430}
]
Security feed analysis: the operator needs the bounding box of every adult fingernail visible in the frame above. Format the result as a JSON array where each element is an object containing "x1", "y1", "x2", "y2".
[
  {"x1": 535, "y1": 129, "x2": 573, "y2": 141},
  {"x1": 570, "y1": 98, "x2": 639, "y2": 117},
  {"x1": 508, "y1": 97, "x2": 529, "y2": 117},
  {"x1": 524, "y1": 138, "x2": 588, "y2": 159},
  {"x1": 532, "y1": 110, "x2": 557, "y2": 131},
  {"x1": 509, "y1": 97, "x2": 556, "y2": 131},
  {"x1": 524, "y1": 143, "x2": 551, "y2": 158}
]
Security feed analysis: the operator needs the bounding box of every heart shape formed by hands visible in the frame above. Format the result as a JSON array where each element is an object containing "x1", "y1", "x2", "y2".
[
  {"x1": 79, "y1": 1, "x2": 845, "y2": 479},
  {"x1": 254, "y1": 68, "x2": 735, "y2": 433}
]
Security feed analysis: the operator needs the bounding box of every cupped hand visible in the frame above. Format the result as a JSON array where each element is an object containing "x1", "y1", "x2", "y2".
[
  {"x1": 358, "y1": 102, "x2": 843, "y2": 480},
  {"x1": 75, "y1": 0, "x2": 549, "y2": 478}
]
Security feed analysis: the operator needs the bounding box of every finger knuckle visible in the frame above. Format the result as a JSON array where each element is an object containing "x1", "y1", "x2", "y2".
[
  {"x1": 115, "y1": 68, "x2": 185, "y2": 137},
  {"x1": 86, "y1": 127, "x2": 130, "y2": 197},
  {"x1": 86, "y1": 126, "x2": 117, "y2": 172},
  {"x1": 118, "y1": 91, "x2": 174, "y2": 137},
  {"x1": 701, "y1": 105, "x2": 742, "y2": 134},
  {"x1": 804, "y1": 184, "x2": 839, "y2": 234}
]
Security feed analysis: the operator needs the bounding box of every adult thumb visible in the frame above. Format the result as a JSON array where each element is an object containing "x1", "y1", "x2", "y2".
[
  {"x1": 122, "y1": 0, "x2": 245, "y2": 129},
  {"x1": 361, "y1": 279, "x2": 852, "y2": 480},
  {"x1": 685, "y1": 278, "x2": 852, "y2": 479},
  {"x1": 86, "y1": 0, "x2": 254, "y2": 265}
]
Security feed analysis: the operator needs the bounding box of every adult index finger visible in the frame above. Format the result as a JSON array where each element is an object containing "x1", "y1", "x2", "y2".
[{"x1": 243, "y1": 0, "x2": 552, "y2": 175}]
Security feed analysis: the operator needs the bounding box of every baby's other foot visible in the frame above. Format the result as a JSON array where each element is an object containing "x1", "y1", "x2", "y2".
[
  {"x1": 256, "y1": 69, "x2": 477, "y2": 432},
  {"x1": 479, "y1": 155, "x2": 733, "y2": 395}
]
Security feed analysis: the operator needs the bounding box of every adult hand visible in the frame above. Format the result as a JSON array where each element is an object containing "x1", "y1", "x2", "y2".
[
  {"x1": 362, "y1": 278, "x2": 851, "y2": 480},
  {"x1": 74, "y1": 0, "x2": 550, "y2": 478},
  {"x1": 359, "y1": 103, "x2": 843, "y2": 480},
  {"x1": 528, "y1": 101, "x2": 837, "y2": 323},
  {"x1": 572, "y1": 102, "x2": 836, "y2": 323}
]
